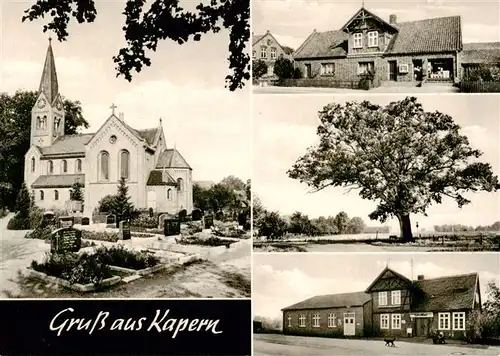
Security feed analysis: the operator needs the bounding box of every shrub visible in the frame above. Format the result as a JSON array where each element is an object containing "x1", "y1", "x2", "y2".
[
  {"x1": 7, "y1": 214, "x2": 31, "y2": 230},
  {"x1": 131, "y1": 215, "x2": 158, "y2": 229},
  {"x1": 253, "y1": 59, "x2": 268, "y2": 79},
  {"x1": 293, "y1": 67, "x2": 303, "y2": 79},
  {"x1": 274, "y1": 57, "x2": 295, "y2": 80},
  {"x1": 179, "y1": 236, "x2": 234, "y2": 247},
  {"x1": 81, "y1": 230, "x2": 120, "y2": 242},
  {"x1": 181, "y1": 221, "x2": 203, "y2": 236},
  {"x1": 93, "y1": 245, "x2": 160, "y2": 270},
  {"x1": 25, "y1": 225, "x2": 54, "y2": 240},
  {"x1": 97, "y1": 194, "x2": 115, "y2": 213}
]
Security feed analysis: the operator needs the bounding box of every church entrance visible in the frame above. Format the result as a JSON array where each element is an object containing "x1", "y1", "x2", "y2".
[{"x1": 147, "y1": 190, "x2": 156, "y2": 210}]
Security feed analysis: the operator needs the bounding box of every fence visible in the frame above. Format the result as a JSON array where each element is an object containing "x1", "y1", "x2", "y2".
[{"x1": 459, "y1": 81, "x2": 500, "y2": 93}]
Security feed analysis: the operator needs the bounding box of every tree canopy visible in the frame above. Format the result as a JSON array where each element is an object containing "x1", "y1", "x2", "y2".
[
  {"x1": 288, "y1": 97, "x2": 499, "y2": 241},
  {"x1": 22, "y1": 0, "x2": 250, "y2": 91},
  {"x1": 0, "y1": 91, "x2": 88, "y2": 210}
]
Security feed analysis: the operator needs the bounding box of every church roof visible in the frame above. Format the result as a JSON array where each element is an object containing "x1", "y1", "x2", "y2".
[
  {"x1": 32, "y1": 174, "x2": 85, "y2": 188},
  {"x1": 156, "y1": 149, "x2": 191, "y2": 169},
  {"x1": 146, "y1": 170, "x2": 177, "y2": 186},
  {"x1": 39, "y1": 38, "x2": 59, "y2": 105},
  {"x1": 39, "y1": 134, "x2": 93, "y2": 158},
  {"x1": 117, "y1": 118, "x2": 160, "y2": 147}
]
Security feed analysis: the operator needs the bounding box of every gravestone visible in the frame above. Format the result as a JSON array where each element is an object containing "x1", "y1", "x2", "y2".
[
  {"x1": 178, "y1": 209, "x2": 187, "y2": 221},
  {"x1": 203, "y1": 214, "x2": 214, "y2": 229},
  {"x1": 192, "y1": 209, "x2": 202, "y2": 221},
  {"x1": 106, "y1": 214, "x2": 116, "y2": 228},
  {"x1": 158, "y1": 213, "x2": 175, "y2": 229},
  {"x1": 149, "y1": 207, "x2": 154, "y2": 217},
  {"x1": 58, "y1": 216, "x2": 74, "y2": 229},
  {"x1": 215, "y1": 211, "x2": 224, "y2": 221},
  {"x1": 50, "y1": 227, "x2": 82, "y2": 253},
  {"x1": 119, "y1": 220, "x2": 131, "y2": 240},
  {"x1": 164, "y1": 218, "x2": 181, "y2": 236},
  {"x1": 81, "y1": 217, "x2": 90, "y2": 225},
  {"x1": 41, "y1": 212, "x2": 56, "y2": 228}
]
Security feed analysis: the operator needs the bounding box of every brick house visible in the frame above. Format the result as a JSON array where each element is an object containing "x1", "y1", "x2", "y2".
[
  {"x1": 282, "y1": 267, "x2": 481, "y2": 339},
  {"x1": 293, "y1": 7, "x2": 464, "y2": 85},
  {"x1": 252, "y1": 30, "x2": 291, "y2": 76}
]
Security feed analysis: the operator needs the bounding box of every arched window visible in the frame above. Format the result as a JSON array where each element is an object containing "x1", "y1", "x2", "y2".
[
  {"x1": 120, "y1": 150, "x2": 130, "y2": 179},
  {"x1": 42, "y1": 116, "x2": 47, "y2": 130},
  {"x1": 48, "y1": 160, "x2": 54, "y2": 174},
  {"x1": 62, "y1": 160, "x2": 67, "y2": 173},
  {"x1": 177, "y1": 178, "x2": 183, "y2": 192},
  {"x1": 40, "y1": 190, "x2": 44, "y2": 201},
  {"x1": 76, "y1": 159, "x2": 82, "y2": 173},
  {"x1": 100, "y1": 151, "x2": 109, "y2": 180},
  {"x1": 36, "y1": 116, "x2": 41, "y2": 129},
  {"x1": 54, "y1": 190, "x2": 59, "y2": 200},
  {"x1": 31, "y1": 157, "x2": 35, "y2": 172},
  {"x1": 167, "y1": 189, "x2": 172, "y2": 199}
]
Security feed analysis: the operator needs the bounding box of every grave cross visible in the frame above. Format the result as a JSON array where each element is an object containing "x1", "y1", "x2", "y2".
[{"x1": 110, "y1": 103, "x2": 117, "y2": 116}]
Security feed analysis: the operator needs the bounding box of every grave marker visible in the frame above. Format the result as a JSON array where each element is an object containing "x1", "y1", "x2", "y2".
[
  {"x1": 120, "y1": 220, "x2": 131, "y2": 240},
  {"x1": 192, "y1": 209, "x2": 202, "y2": 221},
  {"x1": 164, "y1": 218, "x2": 181, "y2": 236},
  {"x1": 50, "y1": 227, "x2": 82, "y2": 253},
  {"x1": 58, "y1": 216, "x2": 75, "y2": 229},
  {"x1": 81, "y1": 217, "x2": 90, "y2": 225},
  {"x1": 203, "y1": 214, "x2": 214, "y2": 229},
  {"x1": 106, "y1": 214, "x2": 116, "y2": 228}
]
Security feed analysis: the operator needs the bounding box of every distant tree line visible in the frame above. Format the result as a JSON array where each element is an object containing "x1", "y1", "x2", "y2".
[
  {"x1": 253, "y1": 197, "x2": 388, "y2": 239},
  {"x1": 434, "y1": 221, "x2": 500, "y2": 233}
]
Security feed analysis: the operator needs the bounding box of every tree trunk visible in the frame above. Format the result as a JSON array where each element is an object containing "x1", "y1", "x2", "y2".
[{"x1": 398, "y1": 214, "x2": 414, "y2": 242}]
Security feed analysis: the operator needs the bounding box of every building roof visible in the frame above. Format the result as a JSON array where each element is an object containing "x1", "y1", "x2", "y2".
[
  {"x1": 387, "y1": 16, "x2": 462, "y2": 54},
  {"x1": 413, "y1": 273, "x2": 478, "y2": 312},
  {"x1": 39, "y1": 38, "x2": 59, "y2": 105},
  {"x1": 461, "y1": 42, "x2": 500, "y2": 64},
  {"x1": 340, "y1": 7, "x2": 398, "y2": 33},
  {"x1": 32, "y1": 174, "x2": 85, "y2": 188},
  {"x1": 294, "y1": 30, "x2": 348, "y2": 59},
  {"x1": 156, "y1": 149, "x2": 191, "y2": 169},
  {"x1": 146, "y1": 170, "x2": 177, "y2": 186},
  {"x1": 253, "y1": 34, "x2": 266, "y2": 45},
  {"x1": 282, "y1": 292, "x2": 371, "y2": 311},
  {"x1": 39, "y1": 134, "x2": 93, "y2": 157},
  {"x1": 365, "y1": 267, "x2": 413, "y2": 293},
  {"x1": 136, "y1": 128, "x2": 159, "y2": 146}
]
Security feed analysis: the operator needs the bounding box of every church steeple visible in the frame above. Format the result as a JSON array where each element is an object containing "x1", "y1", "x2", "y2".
[{"x1": 38, "y1": 38, "x2": 59, "y2": 105}]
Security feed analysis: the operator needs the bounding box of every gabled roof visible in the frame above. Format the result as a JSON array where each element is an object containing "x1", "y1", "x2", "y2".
[
  {"x1": 282, "y1": 291, "x2": 371, "y2": 311},
  {"x1": 461, "y1": 42, "x2": 500, "y2": 64},
  {"x1": 39, "y1": 38, "x2": 59, "y2": 105},
  {"x1": 413, "y1": 273, "x2": 478, "y2": 312},
  {"x1": 39, "y1": 134, "x2": 93, "y2": 157},
  {"x1": 146, "y1": 170, "x2": 177, "y2": 186},
  {"x1": 341, "y1": 7, "x2": 398, "y2": 33},
  {"x1": 294, "y1": 30, "x2": 348, "y2": 59},
  {"x1": 365, "y1": 267, "x2": 412, "y2": 293},
  {"x1": 386, "y1": 16, "x2": 462, "y2": 54},
  {"x1": 253, "y1": 34, "x2": 265, "y2": 45},
  {"x1": 32, "y1": 174, "x2": 85, "y2": 188},
  {"x1": 136, "y1": 128, "x2": 159, "y2": 146},
  {"x1": 156, "y1": 149, "x2": 191, "y2": 170}
]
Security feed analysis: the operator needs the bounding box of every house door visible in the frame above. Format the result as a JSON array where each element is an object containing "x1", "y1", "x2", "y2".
[
  {"x1": 388, "y1": 61, "x2": 397, "y2": 81},
  {"x1": 343, "y1": 313, "x2": 355, "y2": 336},
  {"x1": 415, "y1": 318, "x2": 430, "y2": 337},
  {"x1": 413, "y1": 59, "x2": 423, "y2": 81},
  {"x1": 305, "y1": 64, "x2": 312, "y2": 78}
]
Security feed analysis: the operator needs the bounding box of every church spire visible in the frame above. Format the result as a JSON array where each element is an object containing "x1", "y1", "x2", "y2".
[{"x1": 38, "y1": 37, "x2": 59, "y2": 105}]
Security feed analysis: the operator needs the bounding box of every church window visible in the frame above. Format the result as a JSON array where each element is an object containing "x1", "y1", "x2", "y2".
[
  {"x1": 62, "y1": 160, "x2": 67, "y2": 173},
  {"x1": 100, "y1": 151, "x2": 109, "y2": 180},
  {"x1": 120, "y1": 150, "x2": 130, "y2": 179},
  {"x1": 54, "y1": 190, "x2": 59, "y2": 200},
  {"x1": 48, "y1": 160, "x2": 54, "y2": 174},
  {"x1": 167, "y1": 189, "x2": 172, "y2": 199},
  {"x1": 31, "y1": 157, "x2": 35, "y2": 172},
  {"x1": 42, "y1": 116, "x2": 47, "y2": 130},
  {"x1": 40, "y1": 190, "x2": 44, "y2": 201},
  {"x1": 76, "y1": 159, "x2": 82, "y2": 173},
  {"x1": 36, "y1": 116, "x2": 41, "y2": 129},
  {"x1": 177, "y1": 178, "x2": 184, "y2": 192}
]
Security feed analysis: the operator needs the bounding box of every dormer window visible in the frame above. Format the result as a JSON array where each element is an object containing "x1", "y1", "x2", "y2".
[
  {"x1": 368, "y1": 31, "x2": 378, "y2": 47},
  {"x1": 353, "y1": 33, "x2": 363, "y2": 48}
]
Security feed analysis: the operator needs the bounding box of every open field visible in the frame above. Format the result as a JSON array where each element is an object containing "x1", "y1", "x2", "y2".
[{"x1": 254, "y1": 334, "x2": 500, "y2": 356}]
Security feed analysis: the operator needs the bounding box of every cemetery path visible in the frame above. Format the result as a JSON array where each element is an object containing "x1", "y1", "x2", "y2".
[{"x1": 0, "y1": 214, "x2": 49, "y2": 298}]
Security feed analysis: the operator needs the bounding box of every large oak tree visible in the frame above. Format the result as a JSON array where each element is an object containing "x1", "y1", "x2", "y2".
[
  {"x1": 22, "y1": 0, "x2": 250, "y2": 91},
  {"x1": 288, "y1": 97, "x2": 499, "y2": 241}
]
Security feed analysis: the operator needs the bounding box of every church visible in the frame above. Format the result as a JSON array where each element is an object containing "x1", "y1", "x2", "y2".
[{"x1": 24, "y1": 39, "x2": 194, "y2": 217}]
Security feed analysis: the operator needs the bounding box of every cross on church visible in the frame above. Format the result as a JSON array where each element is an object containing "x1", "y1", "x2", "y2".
[{"x1": 110, "y1": 103, "x2": 117, "y2": 115}]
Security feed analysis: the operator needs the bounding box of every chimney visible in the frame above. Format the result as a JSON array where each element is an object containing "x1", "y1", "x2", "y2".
[
  {"x1": 266, "y1": 29, "x2": 270, "y2": 34},
  {"x1": 389, "y1": 14, "x2": 397, "y2": 25},
  {"x1": 119, "y1": 112, "x2": 124, "y2": 122},
  {"x1": 417, "y1": 275, "x2": 425, "y2": 281}
]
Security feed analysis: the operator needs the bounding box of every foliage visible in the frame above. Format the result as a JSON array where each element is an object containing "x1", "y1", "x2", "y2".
[
  {"x1": 181, "y1": 221, "x2": 203, "y2": 236},
  {"x1": 7, "y1": 214, "x2": 31, "y2": 230},
  {"x1": 434, "y1": 221, "x2": 500, "y2": 232},
  {"x1": 293, "y1": 67, "x2": 303, "y2": 79},
  {"x1": 257, "y1": 211, "x2": 288, "y2": 239},
  {"x1": 333, "y1": 211, "x2": 349, "y2": 235},
  {"x1": 253, "y1": 59, "x2": 268, "y2": 79},
  {"x1": 69, "y1": 180, "x2": 84, "y2": 201},
  {"x1": 179, "y1": 236, "x2": 234, "y2": 247},
  {"x1": 81, "y1": 230, "x2": 120, "y2": 243},
  {"x1": 15, "y1": 182, "x2": 31, "y2": 217},
  {"x1": 288, "y1": 97, "x2": 499, "y2": 241},
  {"x1": 465, "y1": 65, "x2": 498, "y2": 82},
  {"x1": 274, "y1": 57, "x2": 295, "y2": 80},
  {"x1": 31, "y1": 252, "x2": 113, "y2": 285},
  {"x1": 0, "y1": 182, "x2": 13, "y2": 211},
  {"x1": 110, "y1": 177, "x2": 136, "y2": 221},
  {"x1": 347, "y1": 216, "x2": 366, "y2": 234},
  {"x1": 289, "y1": 211, "x2": 313, "y2": 235},
  {"x1": 0, "y1": 91, "x2": 88, "y2": 209},
  {"x1": 97, "y1": 194, "x2": 115, "y2": 213},
  {"x1": 131, "y1": 215, "x2": 158, "y2": 229},
  {"x1": 93, "y1": 245, "x2": 160, "y2": 270},
  {"x1": 25, "y1": 225, "x2": 53, "y2": 240},
  {"x1": 282, "y1": 46, "x2": 295, "y2": 55},
  {"x1": 22, "y1": 0, "x2": 250, "y2": 91}
]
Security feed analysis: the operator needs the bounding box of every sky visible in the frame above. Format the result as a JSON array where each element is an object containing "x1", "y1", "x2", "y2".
[
  {"x1": 253, "y1": 253, "x2": 500, "y2": 320},
  {"x1": 252, "y1": 0, "x2": 500, "y2": 50},
  {"x1": 253, "y1": 94, "x2": 500, "y2": 232},
  {"x1": 0, "y1": 0, "x2": 251, "y2": 183}
]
